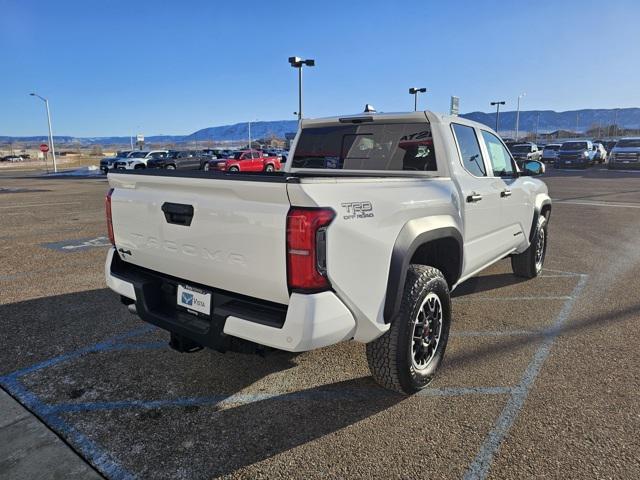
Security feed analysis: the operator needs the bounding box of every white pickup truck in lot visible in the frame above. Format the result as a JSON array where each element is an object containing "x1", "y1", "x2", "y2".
[{"x1": 104, "y1": 111, "x2": 551, "y2": 394}]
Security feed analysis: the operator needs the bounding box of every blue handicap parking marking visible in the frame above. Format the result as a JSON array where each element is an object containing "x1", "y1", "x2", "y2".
[{"x1": 42, "y1": 236, "x2": 111, "y2": 252}]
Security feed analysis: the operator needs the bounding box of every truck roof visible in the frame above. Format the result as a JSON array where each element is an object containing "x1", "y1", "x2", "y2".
[{"x1": 300, "y1": 110, "x2": 494, "y2": 133}]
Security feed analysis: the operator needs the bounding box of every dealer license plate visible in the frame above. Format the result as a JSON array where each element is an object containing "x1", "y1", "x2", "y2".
[{"x1": 177, "y1": 284, "x2": 211, "y2": 316}]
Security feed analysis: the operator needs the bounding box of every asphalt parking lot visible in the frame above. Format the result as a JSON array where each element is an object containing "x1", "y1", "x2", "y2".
[{"x1": 1, "y1": 168, "x2": 640, "y2": 479}]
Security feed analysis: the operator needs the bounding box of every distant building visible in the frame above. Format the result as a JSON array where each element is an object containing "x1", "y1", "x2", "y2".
[{"x1": 285, "y1": 132, "x2": 296, "y2": 149}]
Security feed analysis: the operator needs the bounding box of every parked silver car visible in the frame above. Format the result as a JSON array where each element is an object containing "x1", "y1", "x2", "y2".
[
  {"x1": 608, "y1": 138, "x2": 640, "y2": 169},
  {"x1": 541, "y1": 144, "x2": 561, "y2": 163}
]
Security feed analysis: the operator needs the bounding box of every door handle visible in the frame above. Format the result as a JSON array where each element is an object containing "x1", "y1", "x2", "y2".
[
  {"x1": 466, "y1": 193, "x2": 483, "y2": 203},
  {"x1": 501, "y1": 189, "x2": 512, "y2": 198}
]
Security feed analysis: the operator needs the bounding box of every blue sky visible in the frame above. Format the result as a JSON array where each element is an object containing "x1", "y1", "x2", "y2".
[{"x1": 1, "y1": 0, "x2": 639, "y2": 136}]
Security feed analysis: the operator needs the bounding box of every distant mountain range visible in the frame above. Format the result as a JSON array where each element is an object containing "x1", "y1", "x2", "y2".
[
  {"x1": 2, "y1": 108, "x2": 639, "y2": 146},
  {"x1": 462, "y1": 108, "x2": 640, "y2": 135}
]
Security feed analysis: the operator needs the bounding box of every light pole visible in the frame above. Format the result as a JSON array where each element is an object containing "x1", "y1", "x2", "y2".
[
  {"x1": 515, "y1": 93, "x2": 526, "y2": 141},
  {"x1": 490, "y1": 101, "x2": 506, "y2": 133},
  {"x1": 29, "y1": 92, "x2": 57, "y2": 173},
  {"x1": 288, "y1": 57, "x2": 315, "y2": 122},
  {"x1": 248, "y1": 120, "x2": 251, "y2": 150},
  {"x1": 409, "y1": 87, "x2": 427, "y2": 111}
]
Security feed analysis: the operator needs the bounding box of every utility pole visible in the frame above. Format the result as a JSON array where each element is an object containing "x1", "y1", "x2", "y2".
[
  {"x1": 515, "y1": 93, "x2": 526, "y2": 141},
  {"x1": 576, "y1": 113, "x2": 580, "y2": 136},
  {"x1": 248, "y1": 121, "x2": 251, "y2": 150},
  {"x1": 490, "y1": 101, "x2": 506, "y2": 133},
  {"x1": 535, "y1": 112, "x2": 540, "y2": 144}
]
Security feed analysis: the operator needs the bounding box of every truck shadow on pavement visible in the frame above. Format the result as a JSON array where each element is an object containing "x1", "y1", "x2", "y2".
[
  {"x1": 91, "y1": 377, "x2": 401, "y2": 478},
  {"x1": 452, "y1": 273, "x2": 528, "y2": 297},
  {"x1": 0, "y1": 288, "x2": 403, "y2": 478}
]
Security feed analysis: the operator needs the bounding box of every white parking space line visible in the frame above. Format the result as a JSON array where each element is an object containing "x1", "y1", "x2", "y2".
[
  {"x1": 596, "y1": 168, "x2": 640, "y2": 173},
  {"x1": 455, "y1": 296, "x2": 571, "y2": 301},
  {"x1": 540, "y1": 274, "x2": 577, "y2": 278},
  {"x1": 452, "y1": 330, "x2": 537, "y2": 338},
  {"x1": 418, "y1": 386, "x2": 513, "y2": 397},
  {"x1": 543, "y1": 268, "x2": 587, "y2": 276},
  {"x1": 463, "y1": 273, "x2": 588, "y2": 480},
  {"x1": 0, "y1": 201, "x2": 82, "y2": 209},
  {"x1": 554, "y1": 200, "x2": 640, "y2": 209}
]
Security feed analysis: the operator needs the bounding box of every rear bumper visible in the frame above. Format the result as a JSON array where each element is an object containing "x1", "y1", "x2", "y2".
[{"x1": 105, "y1": 248, "x2": 355, "y2": 352}]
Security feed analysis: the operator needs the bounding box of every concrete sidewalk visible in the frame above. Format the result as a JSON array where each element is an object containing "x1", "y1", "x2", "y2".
[{"x1": 0, "y1": 389, "x2": 103, "y2": 480}]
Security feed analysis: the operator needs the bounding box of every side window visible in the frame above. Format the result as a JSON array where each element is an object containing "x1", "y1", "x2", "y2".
[
  {"x1": 480, "y1": 131, "x2": 515, "y2": 177},
  {"x1": 452, "y1": 124, "x2": 486, "y2": 177}
]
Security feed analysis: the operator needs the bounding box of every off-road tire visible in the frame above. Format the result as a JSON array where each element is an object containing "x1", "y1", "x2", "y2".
[
  {"x1": 366, "y1": 265, "x2": 451, "y2": 395},
  {"x1": 511, "y1": 215, "x2": 547, "y2": 278}
]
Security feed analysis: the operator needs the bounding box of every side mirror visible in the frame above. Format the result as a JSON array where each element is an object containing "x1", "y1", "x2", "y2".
[{"x1": 521, "y1": 160, "x2": 545, "y2": 176}]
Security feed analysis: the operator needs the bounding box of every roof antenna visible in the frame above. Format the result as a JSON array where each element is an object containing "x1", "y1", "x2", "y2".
[{"x1": 363, "y1": 104, "x2": 376, "y2": 113}]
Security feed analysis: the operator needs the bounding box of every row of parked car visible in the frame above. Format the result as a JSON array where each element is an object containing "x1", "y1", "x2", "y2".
[
  {"x1": 506, "y1": 138, "x2": 640, "y2": 169},
  {"x1": 99, "y1": 148, "x2": 287, "y2": 174},
  {"x1": 1, "y1": 155, "x2": 27, "y2": 162}
]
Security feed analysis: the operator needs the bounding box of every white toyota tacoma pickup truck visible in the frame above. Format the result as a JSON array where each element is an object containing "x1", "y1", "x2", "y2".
[{"x1": 105, "y1": 111, "x2": 550, "y2": 394}]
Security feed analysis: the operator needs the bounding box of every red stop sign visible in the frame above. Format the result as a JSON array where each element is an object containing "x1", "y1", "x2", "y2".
[{"x1": 40, "y1": 144, "x2": 50, "y2": 153}]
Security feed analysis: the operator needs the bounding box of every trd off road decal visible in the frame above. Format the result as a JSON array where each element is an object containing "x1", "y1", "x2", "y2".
[{"x1": 341, "y1": 201, "x2": 374, "y2": 220}]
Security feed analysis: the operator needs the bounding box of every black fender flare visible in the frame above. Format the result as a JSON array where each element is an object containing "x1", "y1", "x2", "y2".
[
  {"x1": 384, "y1": 222, "x2": 463, "y2": 324},
  {"x1": 529, "y1": 198, "x2": 552, "y2": 242}
]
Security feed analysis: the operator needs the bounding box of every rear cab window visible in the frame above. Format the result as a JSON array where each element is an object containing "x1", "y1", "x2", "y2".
[
  {"x1": 291, "y1": 123, "x2": 438, "y2": 173},
  {"x1": 451, "y1": 123, "x2": 487, "y2": 177}
]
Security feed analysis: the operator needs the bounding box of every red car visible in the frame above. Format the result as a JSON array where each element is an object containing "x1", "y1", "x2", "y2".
[{"x1": 204, "y1": 150, "x2": 281, "y2": 173}]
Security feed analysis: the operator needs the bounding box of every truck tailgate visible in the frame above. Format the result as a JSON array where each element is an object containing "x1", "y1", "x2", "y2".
[{"x1": 108, "y1": 173, "x2": 291, "y2": 305}]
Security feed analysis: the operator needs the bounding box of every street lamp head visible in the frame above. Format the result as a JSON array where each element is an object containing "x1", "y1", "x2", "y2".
[
  {"x1": 409, "y1": 87, "x2": 427, "y2": 94},
  {"x1": 490, "y1": 101, "x2": 506, "y2": 106},
  {"x1": 29, "y1": 92, "x2": 47, "y2": 102},
  {"x1": 289, "y1": 57, "x2": 315, "y2": 68}
]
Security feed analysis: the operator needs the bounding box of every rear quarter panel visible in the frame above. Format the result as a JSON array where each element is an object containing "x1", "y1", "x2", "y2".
[{"x1": 288, "y1": 177, "x2": 462, "y2": 342}]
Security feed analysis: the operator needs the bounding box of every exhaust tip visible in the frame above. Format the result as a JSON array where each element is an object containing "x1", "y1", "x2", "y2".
[{"x1": 127, "y1": 304, "x2": 137, "y2": 315}]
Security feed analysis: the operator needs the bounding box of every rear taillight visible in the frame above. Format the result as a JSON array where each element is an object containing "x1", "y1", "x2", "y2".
[
  {"x1": 106, "y1": 188, "x2": 115, "y2": 246},
  {"x1": 286, "y1": 207, "x2": 335, "y2": 292}
]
